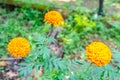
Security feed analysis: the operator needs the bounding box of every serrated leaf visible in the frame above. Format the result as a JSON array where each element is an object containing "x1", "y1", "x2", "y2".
[{"x1": 102, "y1": 71, "x2": 108, "y2": 80}]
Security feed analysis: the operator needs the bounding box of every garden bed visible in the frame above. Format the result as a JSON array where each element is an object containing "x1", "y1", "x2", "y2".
[{"x1": 0, "y1": 0, "x2": 120, "y2": 80}]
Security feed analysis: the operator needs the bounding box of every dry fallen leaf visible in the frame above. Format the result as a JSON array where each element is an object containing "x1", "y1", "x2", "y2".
[
  {"x1": 6, "y1": 70, "x2": 18, "y2": 79},
  {"x1": 38, "y1": 67, "x2": 44, "y2": 76},
  {"x1": 0, "y1": 61, "x2": 8, "y2": 67}
]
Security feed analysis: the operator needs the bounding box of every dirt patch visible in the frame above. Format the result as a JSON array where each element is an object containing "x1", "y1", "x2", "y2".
[
  {"x1": 90, "y1": 35, "x2": 120, "y2": 49},
  {"x1": 82, "y1": 0, "x2": 98, "y2": 9}
]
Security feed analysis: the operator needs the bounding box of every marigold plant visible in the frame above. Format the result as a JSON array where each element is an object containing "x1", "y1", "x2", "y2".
[
  {"x1": 86, "y1": 42, "x2": 112, "y2": 66},
  {"x1": 8, "y1": 37, "x2": 30, "y2": 58},
  {"x1": 44, "y1": 10, "x2": 64, "y2": 26}
]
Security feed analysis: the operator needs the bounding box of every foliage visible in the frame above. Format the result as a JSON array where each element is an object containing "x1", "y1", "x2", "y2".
[
  {"x1": 58, "y1": 13, "x2": 95, "y2": 54},
  {"x1": 69, "y1": 48, "x2": 120, "y2": 80},
  {"x1": 0, "y1": 7, "x2": 47, "y2": 56},
  {"x1": 0, "y1": 16, "x2": 27, "y2": 56},
  {"x1": 18, "y1": 34, "x2": 120, "y2": 80},
  {"x1": 18, "y1": 33, "x2": 82, "y2": 80},
  {"x1": 74, "y1": 14, "x2": 96, "y2": 31},
  {"x1": 93, "y1": 16, "x2": 120, "y2": 44},
  {"x1": 58, "y1": 7, "x2": 120, "y2": 55}
]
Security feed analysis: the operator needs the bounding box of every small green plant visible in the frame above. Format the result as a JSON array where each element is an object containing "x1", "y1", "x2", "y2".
[
  {"x1": 93, "y1": 16, "x2": 120, "y2": 45},
  {"x1": 73, "y1": 14, "x2": 96, "y2": 32},
  {"x1": 18, "y1": 36, "x2": 120, "y2": 79},
  {"x1": 18, "y1": 33, "x2": 77, "y2": 80},
  {"x1": 0, "y1": 7, "x2": 47, "y2": 56},
  {"x1": 0, "y1": 18, "x2": 27, "y2": 56},
  {"x1": 58, "y1": 13, "x2": 96, "y2": 54}
]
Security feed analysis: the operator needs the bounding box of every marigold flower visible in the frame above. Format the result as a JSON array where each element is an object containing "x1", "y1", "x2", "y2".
[
  {"x1": 8, "y1": 37, "x2": 30, "y2": 58},
  {"x1": 86, "y1": 42, "x2": 112, "y2": 66},
  {"x1": 44, "y1": 11, "x2": 64, "y2": 26}
]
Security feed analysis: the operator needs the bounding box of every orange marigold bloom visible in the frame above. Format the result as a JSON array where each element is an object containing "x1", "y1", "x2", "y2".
[
  {"x1": 44, "y1": 11, "x2": 63, "y2": 26},
  {"x1": 8, "y1": 37, "x2": 30, "y2": 58},
  {"x1": 86, "y1": 42, "x2": 112, "y2": 66}
]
